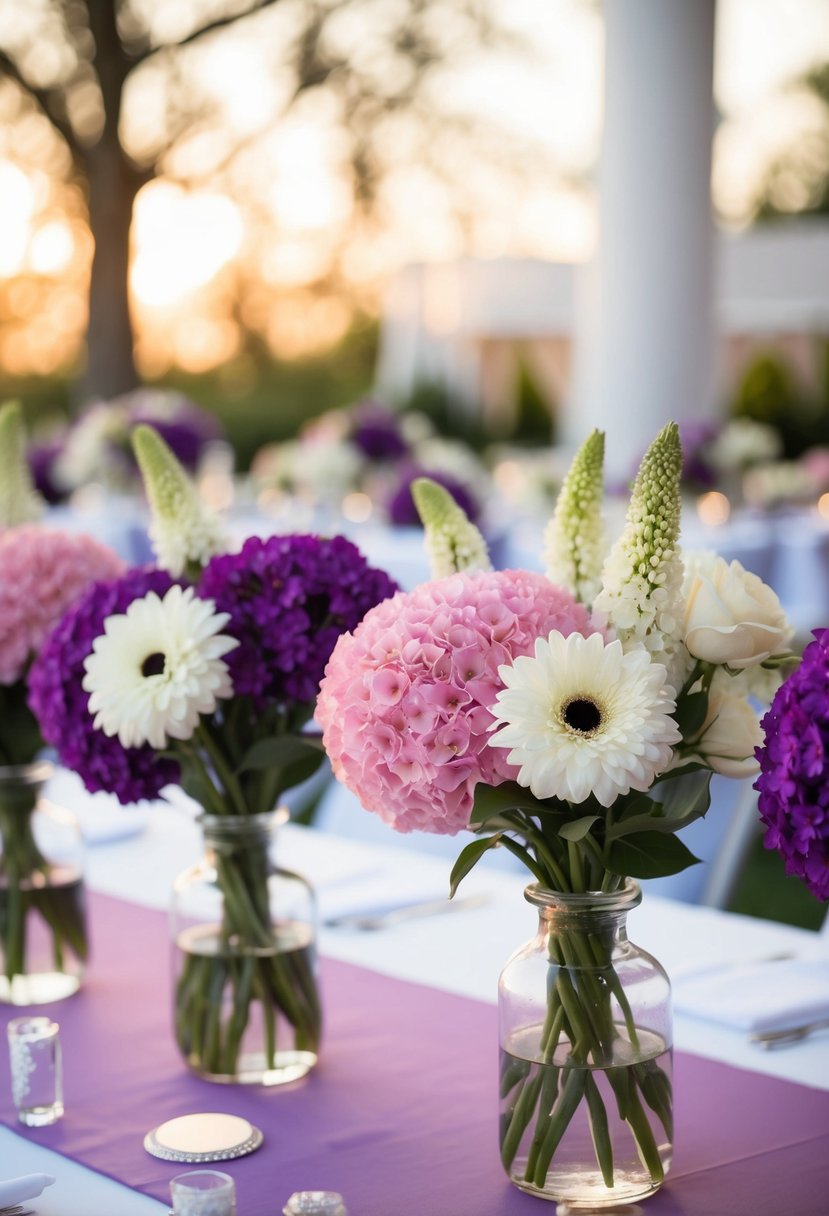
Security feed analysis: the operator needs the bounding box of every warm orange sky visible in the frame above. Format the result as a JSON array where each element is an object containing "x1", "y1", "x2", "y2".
[{"x1": 0, "y1": 0, "x2": 827, "y2": 377}]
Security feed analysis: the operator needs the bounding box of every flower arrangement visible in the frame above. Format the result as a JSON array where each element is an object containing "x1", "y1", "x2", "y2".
[
  {"x1": 0, "y1": 401, "x2": 125, "y2": 999},
  {"x1": 317, "y1": 422, "x2": 804, "y2": 1203},
  {"x1": 28, "y1": 388, "x2": 222, "y2": 503},
  {"x1": 29, "y1": 422, "x2": 397, "y2": 1078},
  {"x1": 251, "y1": 397, "x2": 487, "y2": 526}
]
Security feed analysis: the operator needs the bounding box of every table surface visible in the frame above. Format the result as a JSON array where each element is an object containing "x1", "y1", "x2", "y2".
[{"x1": 2, "y1": 789, "x2": 828, "y2": 1215}]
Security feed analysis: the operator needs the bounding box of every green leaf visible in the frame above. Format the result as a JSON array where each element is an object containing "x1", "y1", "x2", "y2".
[
  {"x1": 559, "y1": 815, "x2": 600, "y2": 842},
  {"x1": 449, "y1": 834, "x2": 502, "y2": 897},
  {"x1": 673, "y1": 689, "x2": 709, "y2": 738},
  {"x1": 607, "y1": 772, "x2": 712, "y2": 839},
  {"x1": 237, "y1": 735, "x2": 324, "y2": 774},
  {"x1": 605, "y1": 832, "x2": 701, "y2": 879},
  {"x1": 468, "y1": 781, "x2": 560, "y2": 826}
]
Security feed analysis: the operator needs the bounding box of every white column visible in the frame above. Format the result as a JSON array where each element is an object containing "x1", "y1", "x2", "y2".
[{"x1": 567, "y1": 0, "x2": 718, "y2": 479}]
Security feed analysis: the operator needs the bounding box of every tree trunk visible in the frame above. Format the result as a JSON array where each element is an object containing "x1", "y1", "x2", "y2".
[{"x1": 81, "y1": 142, "x2": 143, "y2": 403}]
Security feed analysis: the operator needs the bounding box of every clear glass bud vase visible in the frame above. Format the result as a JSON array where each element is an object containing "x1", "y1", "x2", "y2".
[
  {"x1": 0, "y1": 761, "x2": 88, "y2": 1005},
  {"x1": 499, "y1": 882, "x2": 673, "y2": 1208},
  {"x1": 171, "y1": 809, "x2": 321, "y2": 1086}
]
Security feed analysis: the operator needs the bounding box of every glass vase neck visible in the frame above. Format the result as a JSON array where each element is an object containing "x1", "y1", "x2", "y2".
[
  {"x1": 0, "y1": 761, "x2": 53, "y2": 812},
  {"x1": 524, "y1": 881, "x2": 642, "y2": 931},
  {"x1": 198, "y1": 808, "x2": 289, "y2": 853}
]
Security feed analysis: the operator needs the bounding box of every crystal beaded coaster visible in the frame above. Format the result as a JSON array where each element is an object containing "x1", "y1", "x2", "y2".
[{"x1": 144, "y1": 1113, "x2": 263, "y2": 1163}]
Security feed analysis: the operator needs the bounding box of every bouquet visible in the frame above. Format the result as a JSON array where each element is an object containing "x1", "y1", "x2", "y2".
[
  {"x1": 0, "y1": 402, "x2": 125, "y2": 999},
  {"x1": 29, "y1": 424, "x2": 397, "y2": 1077},
  {"x1": 316, "y1": 423, "x2": 802, "y2": 1201}
]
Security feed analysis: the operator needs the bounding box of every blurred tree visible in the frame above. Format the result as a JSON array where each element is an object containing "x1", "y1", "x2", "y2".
[
  {"x1": 0, "y1": 0, "x2": 526, "y2": 400},
  {"x1": 750, "y1": 63, "x2": 829, "y2": 223}
]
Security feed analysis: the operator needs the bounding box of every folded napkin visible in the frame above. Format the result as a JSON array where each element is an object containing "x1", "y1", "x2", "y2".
[
  {"x1": 0, "y1": 1174, "x2": 55, "y2": 1206},
  {"x1": 672, "y1": 956, "x2": 829, "y2": 1035}
]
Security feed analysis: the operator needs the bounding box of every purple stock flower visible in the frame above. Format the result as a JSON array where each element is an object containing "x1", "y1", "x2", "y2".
[
  {"x1": 28, "y1": 567, "x2": 180, "y2": 804},
  {"x1": 387, "y1": 467, "x2": 481, "y2": 527},
  {"x1": 198, "y1": 534, "x2": 398, "y2": 709},
  {"x1": 128, "y1": 392, "x2": 223, "y2": 471},
  {"x1": 350, "y1": 402, "x2": 409, "y2": 461},
  {"x1": 754, "y1": 628, "x2": 829, "y2": 902},
  {"x1": 28, "y1": 440, "x2": 66, "y2": 504}
]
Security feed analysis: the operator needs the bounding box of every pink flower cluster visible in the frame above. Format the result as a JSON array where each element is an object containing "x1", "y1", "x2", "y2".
[
  {"x1": 316, "y1": 569, "x2": 596, "y2": 835},
  {"x1": 0, "y1": 525, "x2": 124, "y2": 684}
]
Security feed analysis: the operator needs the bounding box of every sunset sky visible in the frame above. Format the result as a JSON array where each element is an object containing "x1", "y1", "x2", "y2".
[{"x1": 0, "y1": 0, "x2": 827, "y2": 377}]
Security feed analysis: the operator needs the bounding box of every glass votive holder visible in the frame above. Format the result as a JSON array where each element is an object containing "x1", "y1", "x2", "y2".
[
  {"x1": 6, "y1": 1015, "x2": 63, "y2": 1126},
  {"x1": 283, "y1": 1192, "x2": 348, "y2": 1216},
  {"x1": 170, "y1": 1170, "x2": 237, "y2": 1216}
]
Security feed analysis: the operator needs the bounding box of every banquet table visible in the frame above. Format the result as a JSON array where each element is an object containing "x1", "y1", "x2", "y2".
[{"x1": 1, "y1": 799, "x2": 828, "y2": 1216}]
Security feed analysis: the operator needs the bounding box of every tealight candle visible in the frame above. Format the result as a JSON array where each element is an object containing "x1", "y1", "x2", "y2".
[
  {"x1": 170, "y1": 1169, "x2": 237, "y2": 1216},
  {"x1": 282, "y1": 1192, "x2": 348, "y2": 1215}
]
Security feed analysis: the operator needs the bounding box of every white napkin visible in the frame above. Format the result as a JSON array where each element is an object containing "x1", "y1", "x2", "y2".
[
  {"x1": 0, "y1": 1174, "x2": 55, "y2": 1206},
  {"x1": 672, "y1": 956, "x2": 829, "y2": 1034},
  {"x1": 44, "y1": 768, "x2": 148, "y2": 845}
]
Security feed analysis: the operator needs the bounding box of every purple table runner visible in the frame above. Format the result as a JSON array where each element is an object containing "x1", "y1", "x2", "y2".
[{"x1": 2, "y1": 893, "x2": 829, "y2": 1216}]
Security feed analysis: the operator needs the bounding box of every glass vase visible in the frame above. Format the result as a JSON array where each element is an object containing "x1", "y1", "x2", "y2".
[
  {"x1": 499, "y1": 882, "x2": 672, "y2": 1208},
  {"x1": 171, "y1": 809, "x2": 321, "y2": 1086},
  {"x1": 0, "y1": 762, "x2": 88, "y2": 1005}
]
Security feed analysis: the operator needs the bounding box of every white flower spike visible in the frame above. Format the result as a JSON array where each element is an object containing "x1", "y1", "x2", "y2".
[
  {"x1": 83, "y1": 584, "x2": 238, "y2": 749},
  {"x1": 593, "y1": 421, "x2": 684, "y2": 667},
  {"x1": 412, "y1": 477, "x2": 492, "y2": 578},
  {"x1": 542, "y1": 429, "x2": 605, "y2": 605},
  {"x1": 133, "y1": 424, "x2": 228, "y2": 578},
  {"x1": 0, "y1": 400, "x2": 44, "y2": 527}
]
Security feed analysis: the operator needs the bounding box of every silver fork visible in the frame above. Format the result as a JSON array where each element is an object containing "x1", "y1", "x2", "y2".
[{"x1": 750, "y1": 1016, "x2": 829, "y2": 1048}]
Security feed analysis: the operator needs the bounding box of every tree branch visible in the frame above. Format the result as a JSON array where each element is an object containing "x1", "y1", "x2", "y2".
[
  {"x1": 0, "y1": 48, "x2": 84, "y2": 167},
  {"x1": 134, "y1": 0, "x2": 284, "y2": 63}
]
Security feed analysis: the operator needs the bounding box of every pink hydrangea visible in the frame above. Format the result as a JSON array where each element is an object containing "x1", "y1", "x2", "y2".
[
  {"x1": 316, "y1": 569, "x2": 597, "y2": 835},
  {"x1": 0, "y1": 525, "x2": 125, "y2": 684}
]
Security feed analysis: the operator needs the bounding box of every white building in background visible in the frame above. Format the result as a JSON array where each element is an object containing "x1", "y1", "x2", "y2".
[
  {"x1": 374, "y1": 220, "x2": 829, "y2": 467},
  {"x1": 375, "y1": 0, "x2": 829, "y2": 477}
]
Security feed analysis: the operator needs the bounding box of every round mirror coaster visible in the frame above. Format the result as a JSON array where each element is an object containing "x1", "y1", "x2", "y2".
[{"x1": 144, "y1": 1112, "x2": 263, "y2": 1164}]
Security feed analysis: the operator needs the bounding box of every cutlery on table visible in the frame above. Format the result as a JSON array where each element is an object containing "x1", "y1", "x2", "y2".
[
  {"x1": 750, "y1": 1016, "x2": 829, "y2": 1048},
  {"x1": 324, "y1": 892, "x2": 489, "y2": 930}
]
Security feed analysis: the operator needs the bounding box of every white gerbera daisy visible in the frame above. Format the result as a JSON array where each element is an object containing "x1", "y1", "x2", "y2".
[
  {"x1": 488, "y1": 631, "x2": 681, "y2": 807},
  {"x1": 82, "y1": 585, "x2": 238, "y2": 749}
]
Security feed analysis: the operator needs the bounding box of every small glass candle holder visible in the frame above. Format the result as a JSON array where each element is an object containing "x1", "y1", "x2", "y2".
[
  {"x1": 6, "y1": 1015, "x2": 63, "y2": 1126},
  {"x1": 283, "y1": 1192, "x2": 348, "y2": 1216},
  {"x1": 170, "y1": 1170, "x2": 237, "y2": 1216}
]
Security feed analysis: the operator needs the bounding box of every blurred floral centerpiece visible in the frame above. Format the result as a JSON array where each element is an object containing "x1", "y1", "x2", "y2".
[
  {"x1": 316, "y1": 423, "x2": 802, "y2": 1205},
  {"x1": 251, "y1": 397, "x2": 488, "y2": 529},
  {"x1": 29, "y1": 424, "x2": 397, "y2": 1084},
  {"x1": 0, "y1": 402, "x2": 125, "y2": 1004},
  {"x1": 29, "y1": 387, "x2": 223, "y2": 504}
]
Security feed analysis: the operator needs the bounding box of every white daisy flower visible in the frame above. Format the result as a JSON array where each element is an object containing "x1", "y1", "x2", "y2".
[
  {"x1": 488, "y1": 631, "x2": 681, "y2": 807},
  {"x1": 83, "y1": 585, "x2": 239, "y2": 749}
]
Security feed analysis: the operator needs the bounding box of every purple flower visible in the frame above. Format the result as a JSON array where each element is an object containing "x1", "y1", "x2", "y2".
[
  {"x1": 755, "y1": 628, "x2": 829, "y2": 902},
  {"x1": 387, "y1": 468, "x2": 481, "y2": 527},
  {"x1": 128, "y1": 392, "x2": 223, "y2": 471},
  {"x1": 28, "y1": 440, "x2": 66, "y2": 504},
  {"x1": 28, "y1": 568, "x2": 180, "y2": 804},
  {"x1": 350, "y1": 402, "x2": 409, "y2": 461},
  {"x1": 198, "y1": 534, "x2": 398, "y2": 710}
]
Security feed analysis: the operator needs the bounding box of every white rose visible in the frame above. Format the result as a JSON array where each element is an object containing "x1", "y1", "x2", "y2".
[
  {"x1": 691, "y1": 689, "x2": 762, "y2": 779},
  {"x1": 682, "y1": 552, "x2": 792, "y2": 669}
]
